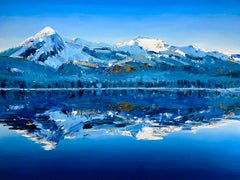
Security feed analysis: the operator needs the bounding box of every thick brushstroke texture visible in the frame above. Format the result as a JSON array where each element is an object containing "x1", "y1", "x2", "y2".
[
  {"x1": 1, "y1": 1, "x2": 240, "y2": 180},
  {"x1": 0, "y1": 0, "x2": 240, "y2": 53}
]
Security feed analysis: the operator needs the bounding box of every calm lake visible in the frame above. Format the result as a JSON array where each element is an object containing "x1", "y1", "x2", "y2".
[{"x1": 0, "y1": 89, "x2": 240, "y2": 180}]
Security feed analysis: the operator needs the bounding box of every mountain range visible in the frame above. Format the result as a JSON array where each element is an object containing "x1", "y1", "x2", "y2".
[{"x1": 0, "y1": 26, "x2": 240, "y2": 88}]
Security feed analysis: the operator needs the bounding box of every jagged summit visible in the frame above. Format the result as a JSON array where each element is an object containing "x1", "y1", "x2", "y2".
[
  {"x1": 20, "y1": 26, "x2": 57, "y2": 46},
  {"x1": 117, "y1": 37, "x2": 168, "y2": 53},
  {"x1": 35, "y1": 26, "x2": 56, "y2": 38},
  {"x1": 0, "y1": 26, "x2": 240, "y2": 90},
  {"x1": 0, "y1": 26, "x2": 239, "y2": 71},
  {"x1": 6, "y1": 26, "x2": 65, "y2": 64}
]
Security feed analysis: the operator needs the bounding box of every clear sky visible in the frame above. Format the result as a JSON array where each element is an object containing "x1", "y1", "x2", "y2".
[{"x1": 0, "y1": 0, "x2": 240, "y2": 54}]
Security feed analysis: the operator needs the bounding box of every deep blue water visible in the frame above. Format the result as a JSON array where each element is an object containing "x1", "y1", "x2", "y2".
[{"x1": 0, "y1": 89, "x2": 240, "y2": 180}]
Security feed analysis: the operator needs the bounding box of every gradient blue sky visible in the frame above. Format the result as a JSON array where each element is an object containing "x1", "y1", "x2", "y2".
[{"x1": 0, "y1": 0, "x2": 240, "y2": 54}]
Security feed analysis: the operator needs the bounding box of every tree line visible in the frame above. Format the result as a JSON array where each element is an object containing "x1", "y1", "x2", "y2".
[{"x1": 1, "y1": 79, "x2": 240, "y2": 89}]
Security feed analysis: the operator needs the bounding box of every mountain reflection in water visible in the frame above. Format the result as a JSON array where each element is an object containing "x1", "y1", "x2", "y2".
[{"x1": 0, "y1": 89, "x2": 240, "y2": 150}]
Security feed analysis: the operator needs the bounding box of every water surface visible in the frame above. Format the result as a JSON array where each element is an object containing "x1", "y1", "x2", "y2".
[{"x1": 0, "y1": 89, "x2": 240, "y2": 180}]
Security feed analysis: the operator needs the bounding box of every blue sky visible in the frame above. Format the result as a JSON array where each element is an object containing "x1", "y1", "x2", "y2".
[{"x1": 0, "y1": 0, "x2": 240, "y2": 54}]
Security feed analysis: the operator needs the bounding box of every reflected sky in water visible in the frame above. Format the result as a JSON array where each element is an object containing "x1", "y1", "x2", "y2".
[{"x1": 0, "y1": 89, "x2": 240, "y2": 179}]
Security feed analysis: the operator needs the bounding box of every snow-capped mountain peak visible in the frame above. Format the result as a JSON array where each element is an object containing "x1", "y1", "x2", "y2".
[
  {"x1": 134, "y1": 37, "x2": 168, "y2": 52},
  {"x1": 177, "y1": 45, "x2": 208, "y2": 58},
  {"x1": 35, "y1": 26, "x2": 56, "y2": 38},
  {"x1": 1, "y1": 27, "x2": 239, "y2": 70},
  {"x1": 20, "y1": 26, "x2": 57, "y2": 46},
  {"x1": 117, "y1": 37, "x2": 169, "y2": 53},
  {"x1": 9, "y1": 26, "x2": 65, "y2": 65}
]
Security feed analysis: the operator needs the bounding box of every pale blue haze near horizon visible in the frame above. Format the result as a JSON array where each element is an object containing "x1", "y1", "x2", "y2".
[{"x1": 0, "y1": 0, "x2": 240, "y2": 54}]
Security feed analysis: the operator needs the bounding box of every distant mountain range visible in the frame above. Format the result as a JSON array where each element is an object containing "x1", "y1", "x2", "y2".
[{"x1": 0, "y1": 26, "x2": 240, "y2": 88}]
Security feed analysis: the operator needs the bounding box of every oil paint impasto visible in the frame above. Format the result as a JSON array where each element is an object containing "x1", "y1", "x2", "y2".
[{"x1": 1, "y1": 1, "x2": 240, "y2": 180}]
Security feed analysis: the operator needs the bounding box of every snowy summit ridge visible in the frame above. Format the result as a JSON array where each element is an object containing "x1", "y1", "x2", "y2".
[
  {"x1": 35, "y1": 26, "x2": 56, "y2": 38},
  {"x1": 1, "y1": 26, "x2": 239, "y2": 70},
  {"x1": 20, "y1": 26, "x2": 57, "y2": 46},
  {"x1": 117, "y1": 37, "x2": 168, "y2": 53},
  {"x1": 0, "y1": 26, "x2": 240, "y2": 89},
  {"x1": 7, "y1": 26, "x2": 65, "y2": 64}
]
